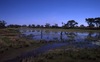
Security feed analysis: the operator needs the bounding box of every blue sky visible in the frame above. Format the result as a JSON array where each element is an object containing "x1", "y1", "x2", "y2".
[{"x1": 0, "y1": 0, "x2": 100, "y2": 26}]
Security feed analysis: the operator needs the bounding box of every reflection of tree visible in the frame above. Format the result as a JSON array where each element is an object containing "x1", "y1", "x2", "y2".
[
  {"x1": 36, "y1": 30, "x2": 40, "y2": 32},
  {"x1": 54, "y1": 31, "x2": 58, "y2": 34},
  {"x1": 45, "y1": 30, "x2": 50, "y2": 34},
  {"x1": 22, "y1": 29, "x2": 27, "y2": 33},
  {"x1": 94, "y1": 32, "x2": 100, "y2": 40},
  {"x1": 41, "y1": 30, "x2": 43, "y2": 40},
  {"x1": 64, "y1": 32, "x2": 77, "y2": 41},
  {"x1": 88, "y1": 32, "x2": 94, "y2": 37},
  {"x1": 60, "y1": 31, "x2": 63, "y2": 41},
  {"x1": 32, "y1": 30, "x2": 35, "y2": 32},
  {"x1": 29, "y1": 29, "x2": 32, "y2": 32},
  {"x1": 53, "y1": 37, "x2": 58, "y2": 41},
  {"x1": 91, "y1": 32, "x2": 100, "y2": 46},
  {"x1": 24, "y1": 34, "x2": 34, "y2": 39},
  {"x1": 85, "y1": 32, "x2": 98, "y2": 41},
  {"x1": 52, "y1": 31, "x2": 59, "y2": 41}
]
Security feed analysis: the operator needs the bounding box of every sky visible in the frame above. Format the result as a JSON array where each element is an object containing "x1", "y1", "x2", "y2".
[{"x1": 0, "y1": 0, "x2": 100, "y2": 26}]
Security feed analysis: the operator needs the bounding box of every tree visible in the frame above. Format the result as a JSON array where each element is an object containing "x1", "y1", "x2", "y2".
[
  {"x1": 86, "y1": 18, "x2": 95, "y2": 28},
  {"x1": 32, "y1": 24, "x2": 35, "y2": 28},
  {"x1": 54, "y1": 23, "x2": 58, "y2": 28},
  {"x1": 66, "y1": 20, "x2": 78, "y2": 28},
  {"x1": 80, "y1": 24, "x2": 85, "y2": 28},
  {"x1": 52, "y1": 23, "x2": 58, "y2": 28},
  {"x1": 94, "y1": 17, "x2": 100, "y2": 28},
  {"x1": 28, "y1": 24, "x2": 32, "y2": 28},
  {"x1": 36, "y1": 24, "x2": 41, "y2": 28},
  {"x1": 40, "y1": 25, "x2": 44, "y2": 28},
  {"x1": 28, "y1": 24, "x2": 35, "y2": 28},
  {"x1": 0, "y1": 20, "x2": 6, "y2": 28},
  {"x1": 62, "y1": 22, "x2": 64, "y2": 27},
  {"x1": 62, "y1": 22, "x2": 66, "y2": 28},
  {"x1": 22, "y1": 25, "x2": 27, "y2": 27},
  {"x1": 7, "y1": 24, "x2": 21, "y2": 28},
  {"x1": 45, "y1": 23, "x2": 50, "y2": 28}
]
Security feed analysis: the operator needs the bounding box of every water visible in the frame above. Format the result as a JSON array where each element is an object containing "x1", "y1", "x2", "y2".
[
  {"x1": 4, "y1": 29, "x2": 100, "y2": 62},
  {"x1": 20, "y1": 29, "x2": 100, "y2": 45}
]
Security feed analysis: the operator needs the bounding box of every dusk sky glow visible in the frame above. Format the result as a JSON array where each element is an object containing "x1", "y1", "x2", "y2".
[{"x1": 0, "y1": 0, "x2": 100, "y2": 26}]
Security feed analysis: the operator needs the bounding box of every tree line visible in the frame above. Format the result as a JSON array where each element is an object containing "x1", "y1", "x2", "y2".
[{"x1": 0, "y1": 17, "x2": 100, "y2": 29}]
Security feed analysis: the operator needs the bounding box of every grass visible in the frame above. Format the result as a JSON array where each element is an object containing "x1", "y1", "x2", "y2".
[
  {"x1": 0, "y1": 35, "x2": 44, "y2": 53},
  {"x1": 21, "y1": 47, "x2": 100, "y2": 62}
]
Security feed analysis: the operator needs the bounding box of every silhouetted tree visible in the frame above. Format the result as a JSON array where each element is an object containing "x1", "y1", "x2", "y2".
[
  {"x1": 32, "y1": 24, "x2": 35, "y2": 28},
  {"x1": 36, "y1": 24, "x2": 41, "y2": 28},
  {"x1": 7, "y1": 24, "x2": 21, "y2": 28},
  {"x1": 62, "y1": 22, "x2": 64, "y2": 26},
  {"x1": 40, "y1": 25, "x2": 44, "y2": 28},
  {"x1": 80, "y1": 24, "x2": 85, "y2": 28},
  {"x1": 28, "y1": 24, "x2": 35, "y2": 28},
  {"x1": 86, "y1": 18, "x2": 95, "y2": 28},
  {"x1": 54, "y1": 23, "x2": 58, "y2": 28},
  {"x1": 66, "y1": 20, "x2": 78, "y2": 28},
  {"x1": 0, "y1": 20, "x2": 6, "y2": 28},
  {"x1": 45, "y1": 23, "x2": 50, "y2": 28},
  {"x1": 62, "y1": 22, "x2": 66, "y2": 28},
  {"x1": 22, "y1": 24, "x2": 27, "y2": 27},
  {"x1": 28, "y1": 24, "x2": 32, "y2": 28},
  {"x1": 52, "y1": 23, "x2": 58, "y2": 28},
  {"x1": 94, "y1": 17, "x2": 100, "y2": 28}
]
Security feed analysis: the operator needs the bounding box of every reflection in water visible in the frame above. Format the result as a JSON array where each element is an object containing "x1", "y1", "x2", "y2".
[
  {"x1": 32, "y1": 30, "x2": 35, "y2": 32},
  {"x1": 85, "y1": 32, "x2": 100, "y2": 41},
  {"x1": 41, "y1": 30, "x2": 43, "y2": 40},
  {"x1": 85, "y1": 32, "x2": 94, "y2": 41},
  {"x1": 45, "y1": 30, "x2": 50, "y2": 34},
  {"x1": 54, "y1": 31, "x2": 58, "y2": 34},
  {"x1": 92, "y1": 41, "x2": 100, "y2": 46},
  {"x1": 64, "y1": 32, "x2": 77, "y2": 41},
  {"x1": 36, "y1": 30, "x2": 40, "y2": 32},
  {"x1": 95, "y1": 33, "x2": 100, "y2": 40},
  {"x1": 60, "y1": 31, "x2": 63, "y2": 41},
  {"x1": 20, "y1": 29, "x2": 100, "y2": 46}
]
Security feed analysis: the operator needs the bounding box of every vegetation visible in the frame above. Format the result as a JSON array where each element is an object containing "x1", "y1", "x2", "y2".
[
  {"x1": 0, "y1": 17, "x2": 100, "y2": 29},
  {"x1": 0, "y1": 20, "x2": 6, "y2": 28},
  {"x1": 86, "y1": 17, "x2": 100, "y2": 28},
  {"x1": 0, "y1": 28, "x2": 45, "y2": 61},
  {"x1": 63, "y1": 20, "x2": 78, "y2": 28},
  {"x1": 21, "y1": 47, "x2": 100, "y2": 62}
]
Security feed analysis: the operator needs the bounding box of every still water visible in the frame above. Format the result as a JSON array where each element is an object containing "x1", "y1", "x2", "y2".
[
  {"x1": 5, "y1": 29, "x2": 100, "y2": 62},
  {"x1": 20, "y1": 29, "x2": 100, "y2": 47}
]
